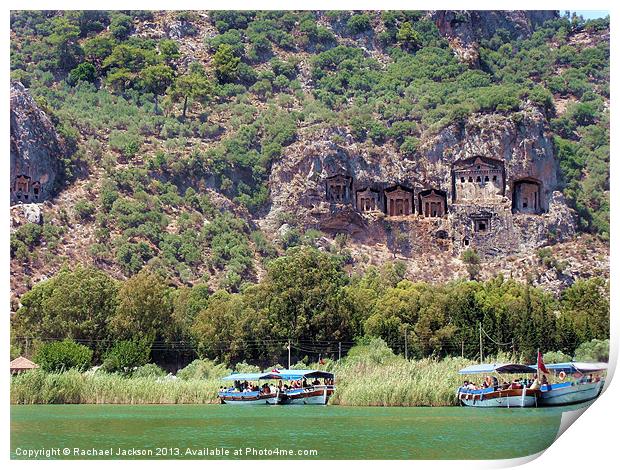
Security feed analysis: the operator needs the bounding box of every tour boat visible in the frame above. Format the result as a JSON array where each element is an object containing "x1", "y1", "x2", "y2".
[
  {"x1": 534, "y1": 362, "x2": 607, "y2": 407},
  {"x1": 275, "y1": 369, "x2": 335, "y2": 405},
  {"x1": 218, "y1": 372, "x2": 281, "y2": 405},
  {"x1": 457, "y1": 363, "x2": 540, "y2": 408},
  {"x1": 218, "y1": 369, "x2": 335, "y2": 405}
]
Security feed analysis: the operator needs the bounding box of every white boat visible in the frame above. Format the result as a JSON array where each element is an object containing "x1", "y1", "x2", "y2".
[
  {"x1": 274, "y1": 369, "x2": 335, "y2": 405},
  {"x1": 535, "y1": 362, "x2": 607, "y2": 407},
  {"x1": 457, "y1": 363, "x2": 540, "y2": 408},
  {"x1": 218, "y1": 369, "x2": 335, "y2": 405},
  {"x1": 218, "y1": 372, "x2": 281, "y2": 405}
]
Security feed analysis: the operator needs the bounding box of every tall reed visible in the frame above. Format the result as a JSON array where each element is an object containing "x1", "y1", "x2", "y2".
[
  {"x1": 11, "y1": 370, "x2": 222, "y2": 405},
  {"x1": 11, "y1": 342, "x2": 525, "y2": 406}
]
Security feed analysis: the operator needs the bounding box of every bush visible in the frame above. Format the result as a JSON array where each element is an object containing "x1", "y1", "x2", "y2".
[
  {"x1": 102, "y1": 339, "x2": 151, "y2": 374},
  {"x1": 347, "y1": 14, "x2": 371, "y2": 34},
  {"x1": 68, "y1": 62, "x2": 96, "y2": 85},
  {"x1": 461, "y1": 248, "x2": 481, "y2": 280},
  {"x1": 176, "y1": 359, "x2": 230, "y2": 380},
  {"x1": 574, "y1": 339, "x2": 609, "y2": 362},
  {"x1": 74, "y1": 199, "x2": 96, "y2": 221},
  {"x1": 109, "y1": 131, "x2": 143, "y2": 159},
  {"x1": 132, "y1": 363, "x2": 166, "y2": 378},
  {"x1": 213, "y1": 44, "x2": 240, "y2": 83},
  {"x1": 34, "y1": 340, "x2": 93, "y2": 372},
  {"x1": 110, "y1": 13, "x2": 133, "y2": 40},
  {"x1": 543, "y1": 350, "x2": 571, "y2": 363}
]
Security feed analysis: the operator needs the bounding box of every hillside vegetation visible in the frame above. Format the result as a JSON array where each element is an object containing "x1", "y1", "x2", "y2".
[
  {"x1": 10, "y1": 11, "x2": 609, "y2": 293},
  {"x1": 10, "y1": 11, "x2": 609, "y2": 370}
]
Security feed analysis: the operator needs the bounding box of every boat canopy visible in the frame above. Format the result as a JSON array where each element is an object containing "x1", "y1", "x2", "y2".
[
  {"x1": 271, "y1": 369, "x2": 334, "y2": 381},
  {"x1": 458, "y1": 363, "x2": 537, "y2": 375},
  {"x1": 221, "y1": 372, "x2": 280, "y2": 381},
  {"x1": 221, "y1": 369, "x2": 334, "y2": 381},
  {"x1": 533, "y1": 362, "x2": 608, "y2": 374}
]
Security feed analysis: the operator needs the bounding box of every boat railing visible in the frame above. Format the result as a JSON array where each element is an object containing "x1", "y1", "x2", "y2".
[
  {"x1": 285, "y1": 384, "x2": 334, "y2": 393},
  {"x1": 218, "y1": 389, "x2": 277, "y2": 398}
]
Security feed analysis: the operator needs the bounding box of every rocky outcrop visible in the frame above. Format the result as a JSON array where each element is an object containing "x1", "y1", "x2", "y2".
[
  {"x1": 266, "y1": 104, "x2": 575, "y2": 260},
  {"x1": 10, "y1": 81, "x2": 65, "y2": 205},
  {"x1": 431, "y1": 10, "x2": 559, "y2": 65}
]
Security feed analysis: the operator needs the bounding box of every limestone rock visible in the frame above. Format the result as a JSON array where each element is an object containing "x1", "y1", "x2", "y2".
[
  {"x1": 10, "y1": 81, "x2": 65, "y2": 205},
  {"x1": 165, "y1": 19, "x2": 197, "y2": 39},
  {"x1": 20, "y1": 203, "x2": 43, "y2": 225},
  {"x1": 430, "y1": 11, "x2": 559, "y2": 66},
  {"x1": 267, "y1": 105, "x2": 576, "y2": 261}
]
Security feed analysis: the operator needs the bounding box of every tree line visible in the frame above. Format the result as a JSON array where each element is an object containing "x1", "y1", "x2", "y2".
[{"x1": 12, "y1": 246, "x2": 609, "y2": 368}]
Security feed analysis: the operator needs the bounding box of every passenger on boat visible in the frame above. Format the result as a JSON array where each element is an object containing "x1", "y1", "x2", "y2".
[
  {"x1": 529, "y1": 376, "x2": 541, "y2": 390},
  {"x1": 509, "y1": 379, "x2": 522, "y2": 390},
  {"x1": 302, "y1": 379, "x2": 308, "y2": 388},
  {"x1": 312, "y1": 378, "x2": 320, "y2": 386},
  {"x1": 466, "y1": 382, "x2": 477, "y2": 390},
  {"x1": 541, "y1": 375, "x2": 549, "y2": 386}
]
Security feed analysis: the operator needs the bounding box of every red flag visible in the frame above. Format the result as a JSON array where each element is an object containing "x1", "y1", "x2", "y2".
[{"x1": 537, "y1": 350, "x2": 550, "y2": 374}]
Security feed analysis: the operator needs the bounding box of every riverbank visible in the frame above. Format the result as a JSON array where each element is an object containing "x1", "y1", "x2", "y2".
[{"x1": 10, "y1": 339, "x2": 518, "y2": 406}]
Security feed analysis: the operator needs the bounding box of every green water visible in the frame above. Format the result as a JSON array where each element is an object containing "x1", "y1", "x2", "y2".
[{"x1": 11, "y1": 404, "x2": 589, "y2": 460}]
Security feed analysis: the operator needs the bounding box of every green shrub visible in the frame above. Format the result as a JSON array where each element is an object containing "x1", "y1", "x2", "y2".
[
  {"x1": 68, "y1": 62, "x2": 96, "y2": 85},
  {"x1": 574, "y1": 339, "x2": 609, "y2": 362},
  {"x1": 177, "y1": 359, "x2": 230, "y2": 380},
  {"x1": 132, "y1": 363, "x2": 166, "y2": 378},
  {"x1": 347, "y1": 14, "x2": 371, "y2": 34},
  {"x1": 543, "y1": 350, "x2": 571, "y2": 363},
  {"x1": 109, "y1": 131, "x2": 143, "y2": 159},
  {"x1": 213, "y1": 44, "x2": 240, "y2": 83},
  {"x1": 461, "y1": 248, "x2": 481, "y2": 280},
  {"x1": 34, "y1": 340, "x2": 93, "y2": 372},
  {"x1": 110, "y1": 13, "x2": 133, "y2": 40},
  {"x1": 102, "y1": 339, "x2": 151, "y2": 375},
  {"x1": 74, "y1": 199, "x2": 96, "y2": 221}
]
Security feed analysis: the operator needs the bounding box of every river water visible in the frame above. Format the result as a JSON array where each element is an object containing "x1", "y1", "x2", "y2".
[{"x1": 11, "y1": 403, "x2": 589, "y2": 460}]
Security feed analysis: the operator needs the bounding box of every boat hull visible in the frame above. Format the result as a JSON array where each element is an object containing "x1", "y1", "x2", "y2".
[
  {"x1": 281, "y1": 386, "x2": 334, "y2": 405},
  {"x1": 458, "y1": 388, "x2": 539, "y2": 408},
  {"x1": 219, "y1": 392, "x2": 279, "y2": 405},
  {"x1": 538, "y1": 380, "x2": 604, "y2": 406}
]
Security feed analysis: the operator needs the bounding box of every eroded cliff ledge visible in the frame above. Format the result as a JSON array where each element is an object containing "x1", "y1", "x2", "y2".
[
  {"x1": 265, "y1": 105, "x2": 575, "y2": 261},
  {"x1": 10, "y1": 81, "x2": 65, "y2": 206}
]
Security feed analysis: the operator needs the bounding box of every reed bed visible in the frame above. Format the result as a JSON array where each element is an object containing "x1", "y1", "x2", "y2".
[
  {"x1": 11, "y1": 341, "x2": 524, "y2": 406},
  {"x1": 10, "y1": 369, "x2": 222, "y2": 405},
  {"x1": 327, "y1": 339, "x2": 523, "y2": 407}
]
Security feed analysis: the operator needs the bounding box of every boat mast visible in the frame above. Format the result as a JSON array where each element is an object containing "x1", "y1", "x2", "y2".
[{"x1": 479, "y1": 322, "x2": 483, "y2": 363}]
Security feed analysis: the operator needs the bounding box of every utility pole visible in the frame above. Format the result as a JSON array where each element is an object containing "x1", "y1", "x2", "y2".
[
  {"x1": 287, "y1": 339, "x2": 291, "y2": 369},
  {"x1": 338, "y1": 342, "x2": 341, "y2": 361},
  {"x1": 479, "y1": 322, "x2": 483, "y2": 364},
  {"x1": 404, "y1": 328, "x2": 408, "y2": 360}
]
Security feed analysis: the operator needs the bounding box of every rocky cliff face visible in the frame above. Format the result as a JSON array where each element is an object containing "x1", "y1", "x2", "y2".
[
  {"x1": 10, "y1": 81, "x2": 65, "y2": 205},
  {"x1": 265, "y1": 104, "x2": 575, "y2": 260},
  {"x1": 431, "y1": 11, "x2": 559, "y2": 65}
]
